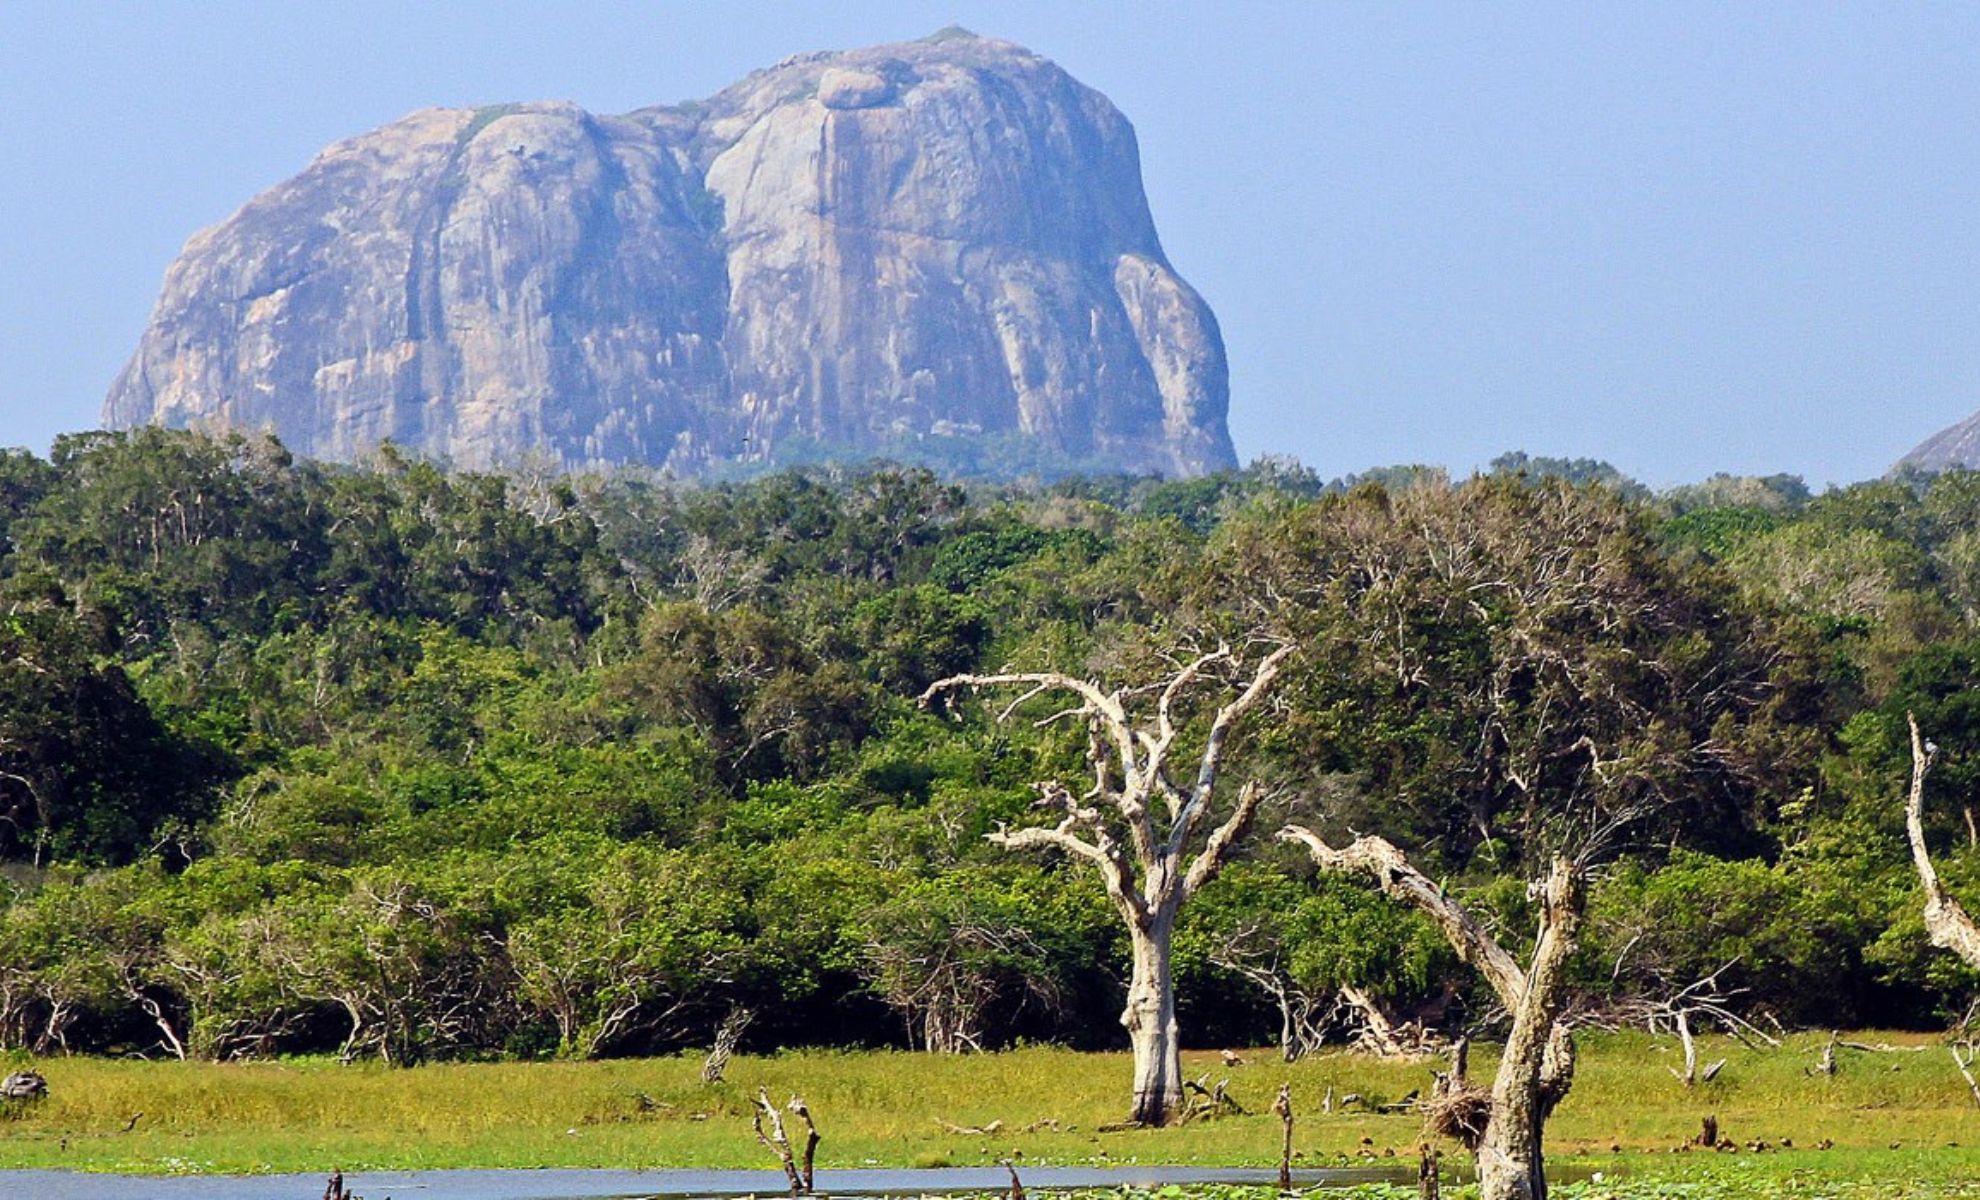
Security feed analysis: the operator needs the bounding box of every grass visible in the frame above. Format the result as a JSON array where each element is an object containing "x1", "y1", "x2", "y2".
[{"x1": 1, "y1": 1031, "x2": 1978, "y2": 1186}]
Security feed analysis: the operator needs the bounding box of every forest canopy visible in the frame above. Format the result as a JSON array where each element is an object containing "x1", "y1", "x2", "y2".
[{"x1": 2, "y1": 428, "x2": 1977, "y2": 1063}]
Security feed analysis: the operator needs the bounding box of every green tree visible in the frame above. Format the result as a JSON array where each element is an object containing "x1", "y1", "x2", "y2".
[
  {"x1": 505, "y1": 841, "x2": 759, "y2": 1059},
  {"x1": 0, "y1": 582, "x2": 218, "y2": 864}
]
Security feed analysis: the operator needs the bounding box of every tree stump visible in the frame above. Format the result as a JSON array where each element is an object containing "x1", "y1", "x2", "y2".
[
  {"x1": 788, "y1": 1095, "x2": 820, "y2": 1194},
  {"x1": 1417, "y1": 1143, "x2": 1441, "y2": 1200},
  {"x1": 1272, "y1": 1082, "x2": 1294, "y2": 1190}
]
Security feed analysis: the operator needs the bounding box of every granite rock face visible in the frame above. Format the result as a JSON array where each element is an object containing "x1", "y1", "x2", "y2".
[
  {"x1": 106, "y1": 30, "x2": 1235, "y2": 477},
  {"x1": 1899, "y1": 411, "x2": 1980, "y2": 475}
]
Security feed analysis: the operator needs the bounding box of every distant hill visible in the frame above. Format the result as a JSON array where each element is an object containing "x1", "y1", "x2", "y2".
[
  {"x1": 104, "y1": 29, "x2": 1235, "y2": 480},
  {"x1": 1898, "y1": 408, "x2": 1980, "y2": 474}
]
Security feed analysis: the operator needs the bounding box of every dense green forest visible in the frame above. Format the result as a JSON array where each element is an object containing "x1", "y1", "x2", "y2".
[{"x1": 3, "y1": 428, "x2": 1979, "y2": 1066}]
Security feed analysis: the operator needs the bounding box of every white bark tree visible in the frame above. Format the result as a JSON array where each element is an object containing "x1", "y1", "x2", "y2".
[
  {"x1": 1279, "y1": 827, "x2": 1581, "y2": 1200},
  {"x1": 1900, "y1": 712, "x2": 1980, "y2": 1109},
  {"x1": 1902, "y1": 712, "x2": 1980, "y2": 966},
  {"x1": 923, "y1": 641, "x2": 1293, "y2": 1126}
]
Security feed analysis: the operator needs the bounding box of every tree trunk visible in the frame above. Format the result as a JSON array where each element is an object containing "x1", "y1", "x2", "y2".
[
  {"x1": 1474, "y1": 866, "x2": 1582, "y2": 1200},
  {"x1": 1905, "y1": 713, "x2": 1980, "y2": 967},
  {"x1": 1123, "y1": 917, "x2": 1182, "y2": 1126},
  {"x1": 1473, "y1": 1023, "x2": 1578, "y2": 1200},
  {"x1": 1475, "y1": 1031, "x2": 1550, "y2": 1200}
]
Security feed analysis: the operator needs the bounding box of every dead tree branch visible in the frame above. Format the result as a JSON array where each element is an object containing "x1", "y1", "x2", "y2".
[
  {"x1": 788, "y1": 1095, "x2": 820, "y2": 1194},
  {"x1": 752, "y1": 1086, "x2": 803, "y2": 1197},
  {"x1": 1954, "y1": 1042, "x2": 1980, "y2": 1109}
]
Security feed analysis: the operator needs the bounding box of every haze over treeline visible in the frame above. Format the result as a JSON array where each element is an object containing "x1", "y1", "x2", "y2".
[{"x1": 3, "y1": 428, "x2": 1980, "y2": 1063}]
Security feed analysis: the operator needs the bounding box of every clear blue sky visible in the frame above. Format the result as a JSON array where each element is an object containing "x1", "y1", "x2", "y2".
[{"x1": 2, "y1": 2, "x2": 1976, "y2": 487}]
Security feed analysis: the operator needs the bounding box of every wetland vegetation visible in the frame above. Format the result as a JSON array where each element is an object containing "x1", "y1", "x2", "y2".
[{"x1": 5, "y1": 433, "x2": 1980, "y2": 1193}]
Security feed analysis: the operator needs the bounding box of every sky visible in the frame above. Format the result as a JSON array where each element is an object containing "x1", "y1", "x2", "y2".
[{"x1": 1, "y1": 2, "x2": 1977, "y2": 488}]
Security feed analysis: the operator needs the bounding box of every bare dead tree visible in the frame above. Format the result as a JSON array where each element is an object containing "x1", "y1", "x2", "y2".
[
  {"x1": 701, "y1": 1005, "x2": 753, "y2": 1083},
  {"x1": 923, "y1": 641, "x2": 1294, "y2": 1126},
  {"x1": 1280, "y1": 828, "x2": 1581, "y2": 1200},
  {"x1": 788, "y1": 1095, "x2": 820, "y2": 1194},
  {"x1": 1668, "y1": 1011, "x2": 1717, "y2": 1087},
  {"x1": 1338, "y1": 983, "x2": 1445, "y2": 1059},
  {"x1": 673, "y1": 533, "x2": 770, "y2": 612},
  {"x1": 1899, "y1": 712, "x2": 1980, "y2": 1107},
  {"x1": 1903, "y1": 713, "x2": 1980, "y2": 965},
  {"x1": 1594, "y1": 960, "x2": 1773, "y2": 1086},
  {"x1": 857, "y1": 899, "x2": 1064, "y2": 1054},
  {"x1": 752, "y1": 1087, "x2": 804, "y2": 1197}
]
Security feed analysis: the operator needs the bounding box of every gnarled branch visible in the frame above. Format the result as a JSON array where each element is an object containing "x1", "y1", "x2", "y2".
[
  {"x1": 1278, "y1": 825, "x2": 1526, "y2": 1008},
  {"x1": 1184, "y1": 782, "x2": 1265, "y2": 898},
  {"x1": 923, "y1": 671, "x2": 1138, "y2": 794},
  {"x1": 1169, "y1": 643, "x2": 1295, "y2": 858},
  {"x1": 987, "y1": 822, "x2": 1139, "y2": 919}
]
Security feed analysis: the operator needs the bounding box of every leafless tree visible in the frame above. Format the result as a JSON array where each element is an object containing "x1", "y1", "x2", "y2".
[
  {"x1": 1900, "y1": 712, "x2": 1980, "y2": 1106},
  {"x1": 1600, "y1": 951, "x2": 1782, "y2": 1087},
  {"x1": 923, "y1": 641, "x2": 1293, "y2": 1125},
  {"x1": 1903, "y1": 712, "x2": 1980, "y2": 965},
  {"x1": 1278, "y1": 828, "x2": 1581, "y2": 1200}
]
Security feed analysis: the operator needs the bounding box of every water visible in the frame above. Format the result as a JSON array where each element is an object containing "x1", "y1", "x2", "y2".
[{"x1": 1, "y1": 1164, "x2": 1416, "y2": 1200}]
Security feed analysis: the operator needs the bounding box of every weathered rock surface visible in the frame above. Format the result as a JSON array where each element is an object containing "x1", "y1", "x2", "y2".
[
  {"x1": 1899, "y1": 411, "x2": 1980, "y2": 475},
  {"x1": 106, "y1": 29, "x2": 1235, "y2": 477}
]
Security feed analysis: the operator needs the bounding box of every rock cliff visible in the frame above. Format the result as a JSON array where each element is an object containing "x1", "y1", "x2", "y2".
[{"x1": 105, "y1": 30, "x2": 1236, "y2": 478}]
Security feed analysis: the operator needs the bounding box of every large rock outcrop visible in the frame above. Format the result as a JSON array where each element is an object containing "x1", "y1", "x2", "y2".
[
  {"x1": 1899, "y1": 411, "x2": 1980, "y2": 475},
  {"x1": 105, "y1": 30, "x2": 1236, "y2": 478}
]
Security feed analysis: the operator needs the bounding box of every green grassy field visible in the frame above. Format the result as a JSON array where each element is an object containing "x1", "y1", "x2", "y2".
[{"x1": 2, "y1": 1032, "x2": 1977, "y2": 1192}]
